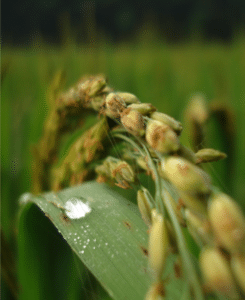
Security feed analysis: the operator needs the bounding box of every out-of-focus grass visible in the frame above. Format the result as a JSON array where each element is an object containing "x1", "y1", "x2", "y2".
[{"x1": 2, "y1": 39, "x2": 245, "y2": 299}]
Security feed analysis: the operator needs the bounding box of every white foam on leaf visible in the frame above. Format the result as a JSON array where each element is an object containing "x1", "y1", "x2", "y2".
[{"x1": 64, "y1": 197, "x2": 92, "y2": 219}]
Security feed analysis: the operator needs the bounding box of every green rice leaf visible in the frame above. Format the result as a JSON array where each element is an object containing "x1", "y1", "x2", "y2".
[{"x1": 18, "y1": 181, "x2": 190, "y2": 300}]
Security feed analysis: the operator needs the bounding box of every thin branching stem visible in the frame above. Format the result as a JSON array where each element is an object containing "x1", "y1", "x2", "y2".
[
  {"x1": 112, "y1": 132, "x2": 164, "y2": 213},
  {"x1": 112, "y1": 133, "x2": 145, "y2": 157},
  {"x1": 161, "y1": 180, "x2": 205, "y2": 300},
  {"x1": 138, "y1": 139, "x2": 204, "y2": 299},
  {"x1": 126, "y1": 134, "x2": 205, "y2": 299},
  {"x1": 136, "y1": 139, "x2": 165, "y2": 215}
]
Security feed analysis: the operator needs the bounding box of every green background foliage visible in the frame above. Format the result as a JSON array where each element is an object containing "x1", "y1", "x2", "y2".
[{"x1": 2, "y1": 37, "x2": 245, "y2": 299}]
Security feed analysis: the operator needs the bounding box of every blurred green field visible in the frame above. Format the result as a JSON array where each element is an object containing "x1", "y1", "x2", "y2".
[{"x1": 2, "y1": 40, "x2": 245, "y2": 299}]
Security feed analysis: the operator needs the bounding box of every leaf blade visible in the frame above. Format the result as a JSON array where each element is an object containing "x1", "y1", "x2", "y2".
[
  {"x1": 20, "y1": 182, "x2": 151, "y2": 300},
  {"x1": 19, "y1": 181, "x2": 192, "y2": 300}
]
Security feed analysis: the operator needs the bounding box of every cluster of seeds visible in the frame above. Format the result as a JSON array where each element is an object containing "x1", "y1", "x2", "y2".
[
  {"x1": 95, "y1": 156, "x2": 136, "y2": 189},
  {"x1": 36, "y1": 75, "x2": 245, "y2": 299},
  {"x1": 76, "y1": 77, "x2": 243, "y2": 299}
]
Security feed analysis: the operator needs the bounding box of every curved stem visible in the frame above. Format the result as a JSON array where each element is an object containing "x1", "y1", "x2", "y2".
[
  {"x1": 138, "y1": 140, "x2": 165, "y2": 215},
  {"x1": 112, "y1": 132, "x2": 204, "y2": 299},
  {"x1": 113, "y1": 133, "x2": 164, "y2": 214},
  {"x1": 112, "y1": 133, "x2": 145, "y2": 156},
  {"x1": 161, "y1": 180, "x2": 205, "y2": 300}
]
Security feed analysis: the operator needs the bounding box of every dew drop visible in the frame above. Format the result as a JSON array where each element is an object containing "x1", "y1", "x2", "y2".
[{"x1": 64, "y1": 197, "x2": 91, "y2": 219}]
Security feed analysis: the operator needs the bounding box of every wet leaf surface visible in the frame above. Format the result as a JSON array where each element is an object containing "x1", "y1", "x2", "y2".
[{"x1": 19, "y1": 181, "x2": 196, "y2": 300}]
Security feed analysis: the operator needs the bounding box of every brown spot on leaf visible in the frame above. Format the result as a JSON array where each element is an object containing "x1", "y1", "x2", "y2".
[
  {"x1": 174, "y1": 262, "x2": 182, "y2": 278},
  {"x1": 123, "y1": 221, "x2": 132, "y2": 230},
  {"x1": 60, "y1": 213, "x2": 71, "y2": 225},
  {"x1": 155, "y1": 281, "x2": 165, "y2": 297},
  {"x1": 140, "y1": 246, "x2": 148, "y2": 257}
]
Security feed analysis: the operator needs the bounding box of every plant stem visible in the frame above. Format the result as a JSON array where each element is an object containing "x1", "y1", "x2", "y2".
[
  {"x1": 139, "y1": 140, "x2": 204, "y2": 298},
  {"x1": 112, "y1": 133, "x2": 164, "y2": 214},
  {"x1": 161, "y1": 179, "x2": 205, "y2": 300},
  {"x1": 138, "y1": 140, "x2": 165, "y2": 215},
  {"x1": 112, "y1": 133, "x2": 145, "y2": 156},
  {"x1": 112, "y1": 131, "x2": 204, "y2": 299}
]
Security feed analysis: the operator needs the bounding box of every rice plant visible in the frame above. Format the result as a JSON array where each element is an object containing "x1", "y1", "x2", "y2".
[{"x1": 18, "y1": 74, "x2": 245, "y2": 300}]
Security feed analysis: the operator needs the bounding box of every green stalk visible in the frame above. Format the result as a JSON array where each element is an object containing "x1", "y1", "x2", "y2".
[
  {"x1": 139, "y1": 141, "x2": 204, "y2": 299},
  {"x1": 112, "y1": 133, "x2": 164, "y2": 214},
  {"x1": 137, "y1": 140, "x2": 165, "y2": 215},
  {"x1": 112, "y1": 133, "x2": 145, "y2": 156},
  {"x1": 112, "y1": 133, "x2": 204, "y2": 299},
  {"x1": 161, "y1": 180, "x2": 205, "y2": 300}
]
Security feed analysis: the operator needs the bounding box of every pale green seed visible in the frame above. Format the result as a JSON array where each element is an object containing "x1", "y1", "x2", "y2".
[
  {"x1": 105, "y1": 93, "x2": 126, "y2": 118},
  {"x1": 148, "y1": 211, "x2": 169, "y2": 280},
  {"x1": 208, "y1": 193, "x2": 245, "y2": 254},
  {"x1": 128, "y1": 103, "x2": 156, "y2": 115},
  {"x1": 146, "y1": 120, "x2": 180, "y2": 154},
  {"x1": 115, "y1": 92, "x2": 140, "y2": 104},
  {"x1": 162, "y1": 156, "x2": 211, "y2": 196},
  {"x1": 137, "y1": 189, "x2": 154, "y2": 227},
  {"x1": 151, "y1": 111, "x2": 182, "y2": 134},
  {"x1": 195, "y1": 148, "x2": 227, "y2": 164},
  {"x1": 199, "y1": 247, "x2": 239, "y2": 299},
  {"x1": 231, "y1": 254, "x2": 245, "y2": 293},
  {"x1": 88, "y1": 76, "x2": 107, "y2": 97},
  {"x1": 121, "y1": 109, "x2": 145, "y2": 136}
]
